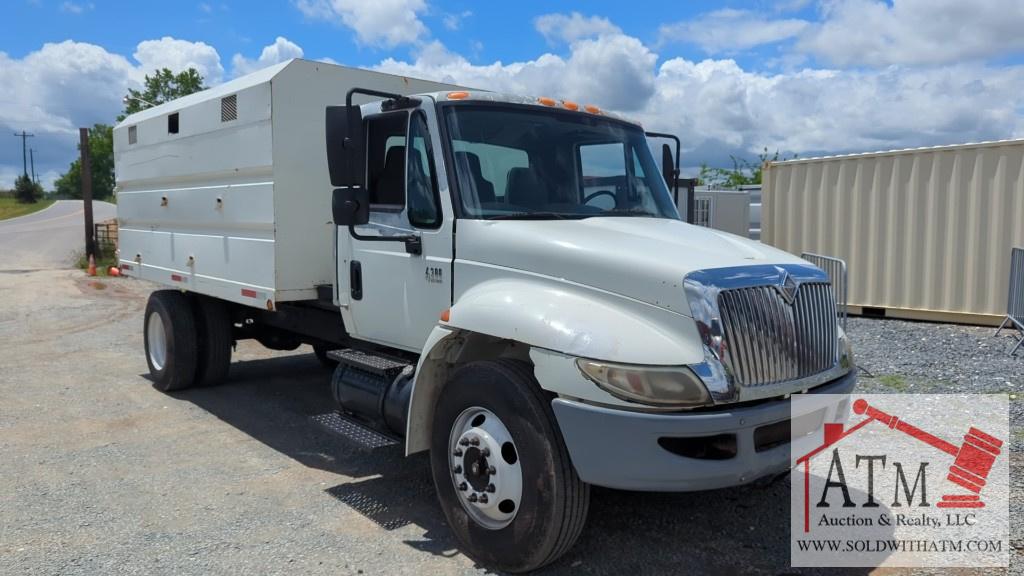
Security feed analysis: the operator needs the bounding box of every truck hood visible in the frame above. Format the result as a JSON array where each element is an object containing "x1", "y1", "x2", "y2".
[{"x1": 456, "y1": 217, "x2": 806, "y2": 316}]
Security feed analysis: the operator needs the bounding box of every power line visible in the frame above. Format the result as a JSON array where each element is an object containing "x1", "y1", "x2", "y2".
[{"x1": 13, "y1": 131, "x2": 35, "y2": 178}]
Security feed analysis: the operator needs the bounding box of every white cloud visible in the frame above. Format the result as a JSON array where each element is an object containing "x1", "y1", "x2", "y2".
[
  {"x1": 442, "y1": 10, "x2": 471, "y2": 31},
  {"x1": 0, "y1": 38, "x2": 223, "y2": 188},
  {"x1": 534, "y1": 12, "x2": 621, "y2": 45},
  {"x1": 134, "y1": 37, "x2": 224, "y2": 84},
  {"x1": 231, "y1": 36, "x2": 304, "y2": 76},
  {"x1": 377, "y1": 34, "x2": 656, "y2": 112},
  {"x1": 375, "y1": 34, "x2": 1024, "y2": 171},
  {"x1": 60, "y1": 1, "x2": 94, "y2": 14},
  {"x1": 799, "y1": 0, "x2": 1024, "y2": 67},
  {"x1": 295, "y1": 0, "x2": 428, "y2": 47},
  {"x1": 658, "y1": 9, "x2": 809, "y2": 54}
]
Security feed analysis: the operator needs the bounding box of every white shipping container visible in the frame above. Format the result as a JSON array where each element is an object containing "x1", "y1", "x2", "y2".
[
  {"x1": 762, "y1": 139, "x2": 1024, "y2": 325},
  {"x1": 114, "y1": 59, "x2": 462, "y2": 308}
]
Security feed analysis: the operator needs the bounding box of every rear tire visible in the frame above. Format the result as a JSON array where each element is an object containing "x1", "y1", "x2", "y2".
[
  {"x1": 144, "y1": 290, "x2": 199, "y2": 392},
  {"x1": 430, "y1": 359, "x2": 589, "y2": 573},
  {"x1": 192, "y1": 295, "x2": 232, "y2": 387}
]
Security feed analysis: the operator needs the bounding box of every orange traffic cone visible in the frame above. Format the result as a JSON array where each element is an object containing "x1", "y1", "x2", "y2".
[
  {"x1": 87, "y1": 254, "x2": 97, "y2": 276},
  {"x1": 108, "y1": 266, "x2": 121, "y2": 277}
]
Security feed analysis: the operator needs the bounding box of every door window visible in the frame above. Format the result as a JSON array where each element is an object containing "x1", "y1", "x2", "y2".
[
  {"x1": 365, "y1": 112, "x2": 408, "y2": 208},
  {"x1": 407, "y1": 111, "x2": 441, "y2": 228}
]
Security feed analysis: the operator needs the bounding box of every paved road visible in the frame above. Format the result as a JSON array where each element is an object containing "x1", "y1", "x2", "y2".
[{"x1": 0, "y1": 200, "x2": 116, "y2": 270}]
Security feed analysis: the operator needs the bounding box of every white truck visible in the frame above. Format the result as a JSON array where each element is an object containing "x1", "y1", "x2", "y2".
[{"x1": 115, "y1": 59, "x2": 855, "y2": 572}]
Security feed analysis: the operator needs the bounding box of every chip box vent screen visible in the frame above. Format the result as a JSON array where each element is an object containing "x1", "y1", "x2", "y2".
[{"x1": 221, "y1": 94, "x2": 237, "y2": 122}]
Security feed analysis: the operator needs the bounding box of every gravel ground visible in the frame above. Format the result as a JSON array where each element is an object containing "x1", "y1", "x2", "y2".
[{"x1": 0, "y1": 270, "x2": 1021, "y2": 575}]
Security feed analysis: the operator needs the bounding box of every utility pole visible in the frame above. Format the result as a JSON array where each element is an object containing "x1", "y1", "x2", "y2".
[
  {"x1": 80, "y1": 128, "x2": 95, "y2": 259},
  {"x1": 13, "y1": 131, "x2": 35, "y2": 177},
  {"x1": 30, "y1": 148, "x2": 37, "y2": 183}
]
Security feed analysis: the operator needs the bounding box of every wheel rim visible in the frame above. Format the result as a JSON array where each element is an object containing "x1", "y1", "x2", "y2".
[
  {"x1": 448, "y1": 407, "x2": 523, "y2": 530},
  {"x1": 147, "y1": 311, "x2": 168, "y2": 371}
]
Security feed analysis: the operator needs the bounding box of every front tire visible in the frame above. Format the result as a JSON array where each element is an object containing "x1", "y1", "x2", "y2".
[
  {"x1": 144, "y1": 290, "x2": 198, "y2": 391},
  {"x1": 430, "y1": 360, "x2": 589, "y2": 573}
]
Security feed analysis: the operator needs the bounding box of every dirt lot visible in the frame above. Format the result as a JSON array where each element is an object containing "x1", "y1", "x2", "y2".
[{"x1": 0, "y1": 269, "x2": 1020, "y2": 575}]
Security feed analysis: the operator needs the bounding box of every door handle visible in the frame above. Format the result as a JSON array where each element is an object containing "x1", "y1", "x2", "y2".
[{"x1": 350, "y1": 261, "x2": 362, "y2": 300}]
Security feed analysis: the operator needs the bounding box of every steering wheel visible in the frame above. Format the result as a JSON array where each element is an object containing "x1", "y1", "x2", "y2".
[{"x1": 584, "y1": 189, "x2": 616, "y2": 205}]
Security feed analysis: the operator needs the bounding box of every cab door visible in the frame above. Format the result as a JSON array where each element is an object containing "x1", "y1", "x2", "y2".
[{"x1": 341, "y1": 105, "x2": 453, "y2": 351}]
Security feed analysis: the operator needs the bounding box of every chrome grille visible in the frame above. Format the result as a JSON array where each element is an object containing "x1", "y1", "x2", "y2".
[{"x1": 717, "y1": 282, "x2": 838, "y2": 387}]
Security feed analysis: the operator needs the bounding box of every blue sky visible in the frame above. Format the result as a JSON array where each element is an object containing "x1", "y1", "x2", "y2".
[
  {"x1": 5, "y1": 1, "x2": 823, "y2": 72},
  {"x1": 4, "y1": 0, "x2": 1024, "y2": 188}
]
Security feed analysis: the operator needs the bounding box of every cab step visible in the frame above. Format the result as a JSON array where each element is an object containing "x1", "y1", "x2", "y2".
[{"x1": 311, "y1": 411, "x2": 400, "y2": 450}]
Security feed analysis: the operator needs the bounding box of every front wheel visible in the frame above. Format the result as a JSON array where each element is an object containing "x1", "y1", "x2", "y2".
[{"x1": 430, "y1": 360, "x2": 589, "y2": 573}]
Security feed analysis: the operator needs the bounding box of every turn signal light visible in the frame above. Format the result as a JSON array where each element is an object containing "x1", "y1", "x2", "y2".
[{"x1": 440, "y1": 308, "x2": 451, "y2": 322}]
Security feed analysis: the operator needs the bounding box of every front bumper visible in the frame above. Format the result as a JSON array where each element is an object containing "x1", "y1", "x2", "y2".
[{"x1": 551, "y1": 369, "x2": 856, "y2": 491}]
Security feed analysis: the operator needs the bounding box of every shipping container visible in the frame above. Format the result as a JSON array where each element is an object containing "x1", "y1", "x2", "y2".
[{"x1": 762, "y1": 139, "x2": 1024, "y2": 325}]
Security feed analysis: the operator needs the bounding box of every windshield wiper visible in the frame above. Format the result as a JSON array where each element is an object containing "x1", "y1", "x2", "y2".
[
  {"x1": 487, "y1": 212, "x2": 580, "y2": 220},
  {"x1": 586, "y1": 208, "x2": 659, "y2": 218}
]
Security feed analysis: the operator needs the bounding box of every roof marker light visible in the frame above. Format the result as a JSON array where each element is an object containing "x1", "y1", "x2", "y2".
[
  {"x1": 447, "y1": 91, "x2": 469, "y2": 100},
  {"x1": 584, "y1": 104, "x2": 601, "y2": 114},
  {"x1": 562, "y1": 100, "x2": 579, "y2": 111},
  {"x1": 537, "y1": 97, "x2": 556, "y2": 107}
]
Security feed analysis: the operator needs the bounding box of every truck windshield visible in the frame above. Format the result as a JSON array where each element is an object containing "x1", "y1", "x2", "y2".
[{"x1": 443, "y1": 104, "x2": 680, "y2": 220}]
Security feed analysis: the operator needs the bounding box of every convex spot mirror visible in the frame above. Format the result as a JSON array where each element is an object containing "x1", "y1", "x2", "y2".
[{"x1": 332, "y1": 187, "x2": 370, "y2": 226}]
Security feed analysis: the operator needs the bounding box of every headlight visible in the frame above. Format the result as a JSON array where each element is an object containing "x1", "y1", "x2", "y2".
[{"x1": 575, "y1": 359, "x2": 711, "y2": 407}]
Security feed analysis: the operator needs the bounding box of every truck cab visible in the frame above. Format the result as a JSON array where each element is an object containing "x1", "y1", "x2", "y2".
[{"x1": 116, "y1": 61, "x2": 855, "y2": 573}]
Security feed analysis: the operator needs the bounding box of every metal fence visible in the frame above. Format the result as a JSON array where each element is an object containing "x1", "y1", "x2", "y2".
[
  {"x1": 801, "y1": 252, "x2": 848, "y2": 332},
  {"x1": 94, "y1": 218, "x2": 118, "y2": 256},
  {"x1": 995, "y1": 247, "x2": 1024, "y2": 355}
]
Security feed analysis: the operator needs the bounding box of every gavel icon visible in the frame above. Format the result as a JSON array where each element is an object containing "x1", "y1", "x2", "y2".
[{"x1": 852, "y1": 399, "x2": 1003, "y2": 508}]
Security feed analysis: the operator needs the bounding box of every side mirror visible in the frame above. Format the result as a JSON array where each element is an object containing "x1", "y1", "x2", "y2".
[
  {"x1": 326, "y1": 105, "x2": 365, "y2": 188},
  {"x1": 332, "y1": 187, "x2": 370, "y2": 227}
]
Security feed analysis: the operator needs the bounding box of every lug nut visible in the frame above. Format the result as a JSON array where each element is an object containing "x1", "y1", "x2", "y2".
[
  {"x1": 459, "y1": 438, "x2": 469, "y2": 446},
  {"x1": 469, "y1": 437, "x2": 480, "y2": 446},
  {"x1": 486, "y1": 484, "x2": 496, "y2": 493},
  {"x1": 458, "y1": 482, "x2": 468, "y2": 491},
  {"x1": 479, "y1": 494, "x2": 489, "y2": 504},
  {"x1": 481, "y1": 447, "x2": 490, "y2": 457},
  {"x1": 453, "y1": 465, "x2": 462, "y2": 474},
  {"x1": 487, "y1": 465, "x2": 496, "y2": 475},
  {"x1": 453, "y1": 449, "x2": 463, "y2": 457},
  {"x1": 468, "y1": 493, "x2": 478, "y2": 503}
]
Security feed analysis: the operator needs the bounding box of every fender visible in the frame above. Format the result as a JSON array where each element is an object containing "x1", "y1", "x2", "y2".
[{"x1": 404, "y1": 275, "x2": 704, "y2": 454}]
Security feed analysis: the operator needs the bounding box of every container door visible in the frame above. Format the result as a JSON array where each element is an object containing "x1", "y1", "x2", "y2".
[{"x1": 343, "y1": 107, "x2": 452, "y2": 351}]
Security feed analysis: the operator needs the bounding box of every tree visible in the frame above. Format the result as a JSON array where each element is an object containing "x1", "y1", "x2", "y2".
[
  {"x1": 698, "y1": 147, "x2": 795, "y2": 188},
  {"x1": 14, "y1": 174, "x2": 42, "y2": 203},
  {"x1": 55, "y1": 68, "x2": 206, "y2": 200},
  {"x1": 54, "y1": 124, "x2": 114, "y2": 200},
  {"x1": 118, "y1": 68, "x2": 206, "y2": 121}
]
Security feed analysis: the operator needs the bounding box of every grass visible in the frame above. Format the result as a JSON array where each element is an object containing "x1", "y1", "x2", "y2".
[
  {"x1": 876, "y1": 374, "x2": 910, "y2": 392},
  {"x1": 72, "y1": 246, "x2": 118, "y2": 277},
  {"x1": 0, "y1": 197, "x2": 55, "y2": 220}
]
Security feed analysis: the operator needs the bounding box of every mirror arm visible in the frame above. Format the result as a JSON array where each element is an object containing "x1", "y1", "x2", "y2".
[{"x1": 348, "y1": 225, "x2": 422, "y2": 255}]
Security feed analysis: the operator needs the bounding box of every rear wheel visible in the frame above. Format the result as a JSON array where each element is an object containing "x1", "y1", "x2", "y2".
[
  {"x1": 144, "y1": 290, "x2": 198, "y2": 391},
  {"x1": 430, "y1": 359, "x2": 589, "y2": 573},
  {"x1": 192, "y1": 295, "x2": 232, "y2": 387}
]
